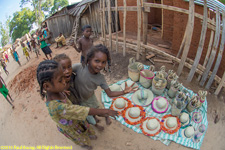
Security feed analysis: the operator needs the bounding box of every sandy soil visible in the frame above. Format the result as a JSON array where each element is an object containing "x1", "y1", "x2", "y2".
[{"x1": 0, "y1": 38, "x2": 225, "y2": 150}]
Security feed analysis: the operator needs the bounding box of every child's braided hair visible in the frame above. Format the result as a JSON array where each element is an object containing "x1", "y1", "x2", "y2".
[
  {"x1": 36, "y1": 60, "x2": 60, "y2": 99},
  {"x1": 85, "y1": 44, "x2": 110, "y2": 65},
  {"x1": 53, "y1": 53, "x2": 71, "y2": 63}
]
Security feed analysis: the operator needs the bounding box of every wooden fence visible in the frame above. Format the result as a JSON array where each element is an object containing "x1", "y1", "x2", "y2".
[{"x1": 99, "y1": 0, "x2": 225, "y2": 94}]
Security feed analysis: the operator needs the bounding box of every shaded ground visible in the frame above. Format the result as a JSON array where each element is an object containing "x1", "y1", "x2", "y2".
[{"x1": 0, "y1": 37, "x2": 225, "y2": 150}]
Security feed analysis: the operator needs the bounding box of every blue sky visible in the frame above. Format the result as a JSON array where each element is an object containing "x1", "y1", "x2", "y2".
[{"x1": 0, "y1": 0, "x2": 32, "y2": 24}]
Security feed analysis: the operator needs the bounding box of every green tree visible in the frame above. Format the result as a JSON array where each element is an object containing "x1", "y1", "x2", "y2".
[
  {"x1": 20, "y1": 0, "x2": 69, "y2": 24},
  {"x1": 9, "y1": 8, "x2": 36, "y2": 42},
  {"x1": 0, "y1": 16, "x2": 11, "y2": 47},
  {"x1": 20, "y1": 0, "x2": 45, "y2": 26},
  {"x1": 50, "y1": 0, "x2": 69, "y2": 14},
  {"x1": 218, "y1": 0, "x2": 225, "y2": 4}
]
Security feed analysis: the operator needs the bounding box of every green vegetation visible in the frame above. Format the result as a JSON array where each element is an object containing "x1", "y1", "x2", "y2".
[
  {"x1": 0, "y1": 16, "x2": 11, "y2": 47},
  {"x1": 6, "y1": 0, "x2": 69, "y2": 42},
  {"x1": 218, "y1": 0, "x2": 225, "y2": 5},
  {"x1": 9, "y1": 8, "x2": 36, "y2": 42}
]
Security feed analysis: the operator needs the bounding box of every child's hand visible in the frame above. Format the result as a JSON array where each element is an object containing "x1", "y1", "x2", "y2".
[
  {"x1": 123, "y1": 82, "x2": 138, "y2": 94},
  {"x1": 64, "y1": 90, "x2": 70, "y2": 96},
  {"x1": 106, "y1": 109, "x2": 118, "y2": 119}
]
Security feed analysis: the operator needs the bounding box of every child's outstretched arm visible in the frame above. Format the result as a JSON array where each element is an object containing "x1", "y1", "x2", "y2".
[
  {"x1": 104, "y1": 82, "x2": 138, "y2": 97},
  {"x1": 73, "y1": 39, "x2": 81, "y2": 53},
  {"x1": 89, "y1": 108, "x2": 118, "y2": 119}
]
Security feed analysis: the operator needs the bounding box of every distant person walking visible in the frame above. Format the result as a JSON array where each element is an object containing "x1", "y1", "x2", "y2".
[
  {"x1": 37, "y1": 31, "x2": 53, "y2": 60},
  {"x1": 0, "y1": 75, "x2": 14, "y2": 109},
  {"x1": 0, "y1": 59, "x2": 9, "y2": 75},
  {"x1": 4, "y1": 53, "x2": 9, "y2": 62},
  {"x1": 27, "y1": 40, "x2": 32, "y2": 52},
  {"x1": 21, "y1": 43, "x2": 30, "y2": 61},
  {"x1": 12, "y1": 48, "x2": 21, "y2": 66},
  {"x1": 31, "y1": 34, "x2": 40, "y2": 58}
]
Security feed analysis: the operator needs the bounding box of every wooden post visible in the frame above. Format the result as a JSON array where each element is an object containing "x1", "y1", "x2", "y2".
[
  {"x1": 206, "y1": 11, "x2": 225, "y2": 89},
  {"x1": 123, "y1": 0, "x2": 127, "y2": 56},
  {"x1": 176, "y1": 27, "x2": 187, "y2": 59},
  {"x1": 103, "y1": 0, "x2": 106, "y2": 45},
  {"x1": 100, "y1": 0, "x2": 103, "y2": 38},
  {"x1": 115, "y1": 0, "x2": 118, "y2": 52},
  {"x1": 177, "y1": 0, "x2": 195, "y2": 76},
  {"x1": 107, "y1": 0, "x2": 112, "y2": 51},
  {"x1": 142, "y1": 0, "x2": 148, "y2": 60},
  {"x1": 88, "y1": 4, "x2": 97, "y2": 37},
  {"x1": 200, "y1": 8, "x2": 220, "y2": 86},
  {"x1": 161, "y1": 0, "x2": 163, "y2": 39},
  {"x1": 187, "y1": 0, "x2": 207, "y2": 82},
  {"x1": 215, "y1": 71, "x2": 225, "y2": 95},
  {"x1": 136, "y1": 0, "x2": 141, "y2": 60},
  {"x1": 197, "y1": 30, "x2": 214, "y2": 81}
]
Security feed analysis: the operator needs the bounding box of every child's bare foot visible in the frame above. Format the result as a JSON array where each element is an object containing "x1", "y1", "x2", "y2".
[
  {"x1": 89, "y1": 135, "x2": 97, "y2": 140},
  {"x1": 81, "y1": 145, "x2": 93, "y2": 150},
  {"x1": 105, "y1": 116, "x2": 112, "y2": 125},
  {"x1": 95, "y1": 124, "x2": 104, "y2": 131},
  {"x1": 94, "y1": 116, "x2": 100, "y2": 123}
]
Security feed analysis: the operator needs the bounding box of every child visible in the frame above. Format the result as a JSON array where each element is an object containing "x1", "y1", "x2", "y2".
[
  {"x1": 21, "y1": 43, "x2": 30, "y2": 61},
  {"x1": 26, "y1": 40, "x2": 32, "y2": 52},
  {"x1": 31, "y1": 34, "x2": 41, "y2": 58},
  {"x1": 36, "y1": 60, "x2": 118, "y2": 150},
  {"x1": 0, "y1": 75, "x2": 14, "y2": 108},
  {"x1": 37, "y1": 31, "x2": 53, "y2": 60},
  {"x1": 4, "y1": 53, "x2": 9, "y2": 62},
  {"x1": 55, "y1": 33, "x2": 66, "y2": 48},
  {"x1": 12, "y1": 48, "x2": 21, "y2": 66},
  {"x1": 73, "y1": 25, "x2": 93, "y2": 65},
  {"x1": 53, "y1": 53, "x2": 80, "y2": 105},
  {"x1": 72, "y1": 44, "x2": 137, "y2": 130},
  {"x1": 0, "y1": 59, "x2": 9, "y2": 75}
]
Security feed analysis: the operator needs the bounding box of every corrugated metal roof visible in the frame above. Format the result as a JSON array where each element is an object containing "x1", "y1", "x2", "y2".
[{"x1": 184, "y1": 0, "x2": 225, "y2": 13}]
